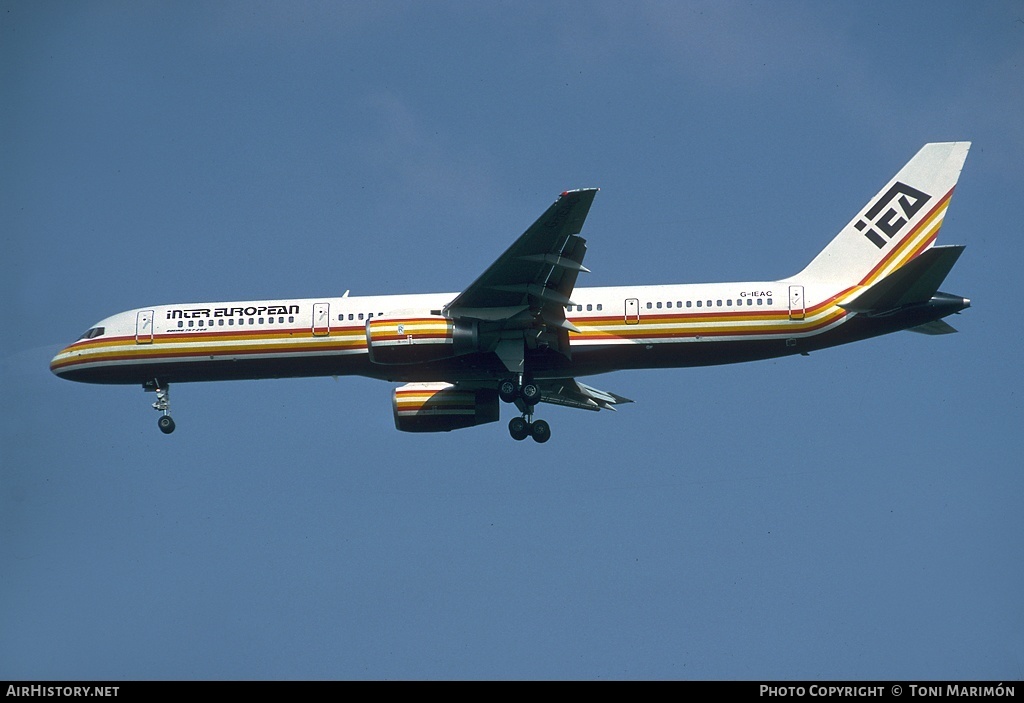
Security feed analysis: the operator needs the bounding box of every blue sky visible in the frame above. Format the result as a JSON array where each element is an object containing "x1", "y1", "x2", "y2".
[{"x1": 2, "y1": 1, "x2": 1022, "y2": 680}]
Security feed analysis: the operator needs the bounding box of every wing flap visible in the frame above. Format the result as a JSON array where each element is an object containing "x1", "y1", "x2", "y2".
[{"x1": 537, "y1": 378, "x2": 633, "y2": 412}]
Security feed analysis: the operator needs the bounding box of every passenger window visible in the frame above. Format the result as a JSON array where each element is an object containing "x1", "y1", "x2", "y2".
[
  {"x1": 358, "y1": 313, "x2": 364, "y2": 320},
  {"x1": 596, "y1": 304, "x2": 602, "y2": 311},
  {"x1": 646, "y1": 302, "x2": 652, "y2": 309},
  {"x1": 188, "y1": 320, "x2": 194, "y2": 328},
  {"x1": 586, "y1": 304, "x2": 592, "y2": 311},
  {"x1": 686, "y1": 301, "x2": 692, "y2": 308},
  {"x1": 696, "y1": 300, "x2": 702, "y2": 307},
  {"x1": 656, "y1": 302, "x2": 662, "y2": 309},
  {"x1": 767, "y1": 298, "x2": 773, "y2": 305}
]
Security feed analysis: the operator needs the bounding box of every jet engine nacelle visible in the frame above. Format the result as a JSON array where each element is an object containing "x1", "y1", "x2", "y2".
[
  {"x1": 392, "y1": 383, "x2": 499, "y2": 432},
  {"x1": 367, "y1": 314, "x2": 478, "y2": 365}
]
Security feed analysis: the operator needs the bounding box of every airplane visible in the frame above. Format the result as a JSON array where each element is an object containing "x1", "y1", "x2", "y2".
[{"x1": 50, "y1": 142, "x2": 972, "y2": 443}]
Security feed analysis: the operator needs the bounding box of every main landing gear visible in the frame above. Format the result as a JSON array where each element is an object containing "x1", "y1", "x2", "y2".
[
  {"x1": 499, "y1": 377, "x2": 550, "y2": 443},
  {"x1": 499, "y1": 378, "x2": 540, "y2": 405},
  {"x1": 144, "y1": 379, "x2": 176, "y2": 434},
  {"x1": 508, "y1": 415, "x2": 551, "y2": 444}
]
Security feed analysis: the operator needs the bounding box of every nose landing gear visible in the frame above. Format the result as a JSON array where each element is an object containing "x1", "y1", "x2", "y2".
[
  {"x1": 157, "y1": 414, "x2": 176, "y2": 434},
  {"x1": 144, "y1": 379, "x2": 176, "y2": 434}
]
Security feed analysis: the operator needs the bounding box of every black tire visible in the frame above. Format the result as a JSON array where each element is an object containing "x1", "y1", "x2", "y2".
[
  {"x1": 498, "y1": 379, "x2": 519, "y2": 404},
  {"x1": 520, "y1": 383, "x2": 541, "y2": 406},
  {"x1": 157, "y1": 415, "x2": 176, "y2": 434},
  {"x1": 508, "y1": 417, "x2": 529, "y2": 441},
  {"x1": 530, "y1": 419, "x2": 551, "y2": 444}
]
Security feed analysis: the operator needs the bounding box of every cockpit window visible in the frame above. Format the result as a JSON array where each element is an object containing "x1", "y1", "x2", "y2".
[{"x1": 78, "y1": 327, "x2": 105, "y2": 340}]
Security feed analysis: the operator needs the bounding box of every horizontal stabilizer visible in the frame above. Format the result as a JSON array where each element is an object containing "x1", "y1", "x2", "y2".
[
  {"x1": 908, "y1": 319, "x2": 959, "y2": 335},
  {"x1": 841, "y1": 245, "x2": 965, "y2": 314}
]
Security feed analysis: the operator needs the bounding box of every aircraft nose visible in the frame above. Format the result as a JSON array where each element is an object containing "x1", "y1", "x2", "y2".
[{"x1": 50, "y1": 346, "x2": 72, "y2": 378}]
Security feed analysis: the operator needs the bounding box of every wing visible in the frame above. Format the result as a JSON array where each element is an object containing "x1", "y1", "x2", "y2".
[
  {"x1": 533, "y1": 378, "x2": 633, "y2": 412},
  {"x1": 444, "y1": 188, "x2": 598, "y2": 371}
]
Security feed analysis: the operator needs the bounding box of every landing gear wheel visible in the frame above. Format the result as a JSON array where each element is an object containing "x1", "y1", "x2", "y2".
[
  {"x1": 508, "y1": 417, "x2": 529, "y2": 441},
  {"x1": 498, "y1": 379, "x2": 519, "y2": 404},
  {"x1": 520, "y1": 382, "x2": 541, "y2": 406},
  {"x1": 530, "y1": 418, "x2": 551, "y2": 444},
  {"x1": 157, "y1": 415, "x2": 176, "y2": 434},
  {"x1": 147, "y1": 380, "x2": 175, "y2": 435}
]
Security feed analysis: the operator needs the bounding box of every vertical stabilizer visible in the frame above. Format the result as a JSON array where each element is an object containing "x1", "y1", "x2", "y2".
[{"x1": 795, "y1": 142, "x2": 970, "y2": 289}]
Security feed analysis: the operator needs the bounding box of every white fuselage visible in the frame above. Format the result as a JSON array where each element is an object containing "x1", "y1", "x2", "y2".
[{"x1": 50, "y1": 278, "x2": 860, "y2": 386}]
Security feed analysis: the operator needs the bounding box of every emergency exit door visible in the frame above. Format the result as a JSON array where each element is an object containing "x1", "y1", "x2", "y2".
[
  {"x1": 625, "y1": 298, "x2": 640, "y2": 325},
  {"x1": 788, "y1": 285, "x2": 805, "y2": 321}
]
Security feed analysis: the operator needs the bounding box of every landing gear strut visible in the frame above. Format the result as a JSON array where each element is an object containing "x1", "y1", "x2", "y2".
[
  {"x1": 500, "y1": 377, "x2": 550, "y2": 443},
  {"x1": 144, "y1": 379, "x2": 176, "y2": 434}
]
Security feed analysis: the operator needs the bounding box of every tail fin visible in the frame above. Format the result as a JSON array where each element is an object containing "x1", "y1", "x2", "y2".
[{"x1": 795, "y1": 142, "x2": 970, "y2": 289}]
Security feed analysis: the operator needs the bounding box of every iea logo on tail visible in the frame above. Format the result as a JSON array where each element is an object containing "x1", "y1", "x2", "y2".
[{"x1": 855, "y1": 182, "x2": 931, "y2": 249}]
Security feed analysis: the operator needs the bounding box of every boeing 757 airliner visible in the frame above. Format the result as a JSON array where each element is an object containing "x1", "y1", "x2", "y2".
[{"x1": 51, "y1": 143, "x2": 971, "y2": 443}]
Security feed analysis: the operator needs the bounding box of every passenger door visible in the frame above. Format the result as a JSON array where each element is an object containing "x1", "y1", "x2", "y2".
[
  {"x1": 136, "y1": 310, "x2": 154, "y2": 344},
  {"x1": 312, "y1": 302, "x2": 331, "y2": 336}
]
